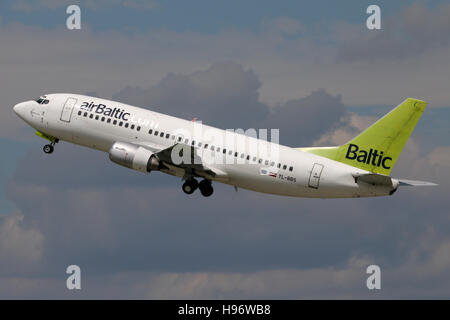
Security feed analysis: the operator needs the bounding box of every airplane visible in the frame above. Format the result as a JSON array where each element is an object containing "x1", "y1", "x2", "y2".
[{"x1": 13, "y1": 93, "x2": 436, "y2": 198}]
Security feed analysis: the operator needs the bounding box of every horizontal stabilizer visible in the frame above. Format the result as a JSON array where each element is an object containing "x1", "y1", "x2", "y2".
[{"x1": 398, "y1": 179, "x2": 438, "y2": 187}]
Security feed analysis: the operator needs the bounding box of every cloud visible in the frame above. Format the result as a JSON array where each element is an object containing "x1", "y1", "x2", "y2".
[
  {"x1": 265, "y1": 89, "x2": 347, "y2": 146},
  {"x1": 10, "y1": 0, "x2": 158, "y2": 12},
  {"x1": 3, "y1": 3, "x2": 450, "y2": 143},
  {"x1": 1, "y1": 2, "x2": 450, "y2": 298},
  {"x1": 114, "y1": 63, "x2": 347, "y2": 146},
  {"x1": 427, "y1": 147, "x2": 450, "y2": 167},
  {"x1": 2, "y1": 74, "x2": 450, "y2": 297},
  {"x1": 113, "y1": 62, "x2": 270, "y2": 130},
  {"x1": 336, "y1": 3, "x2": 450, "y2": 63},
  {"x1": 0, "y1": 212, "x2": 44, "y2": 275},
  {"x1": 262, "y1": 17, "x2": 304, "y2": 36},
  {"x1": 312, "y1": 113, "x2": 378, "y2": 146}
]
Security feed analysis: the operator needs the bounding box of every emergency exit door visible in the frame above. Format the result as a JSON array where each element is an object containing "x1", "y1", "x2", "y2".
[
  {"x1": 308, "y1": 163, "x2": 324, "y2": 189},
  {"x1": 60, "y1": 97, "x2": 77, "y2": 122}
]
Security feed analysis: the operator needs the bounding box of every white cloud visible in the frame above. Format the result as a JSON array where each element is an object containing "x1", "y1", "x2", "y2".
[
  {"x1": 312, "y1": 113, "x2": 378, "y2": 146},
  {"x1": 3, "y1": 3, "x2": 450, "y2": 139},
  {"x1": 0, "y1": 212, "x2": 44, "y2": 274}
]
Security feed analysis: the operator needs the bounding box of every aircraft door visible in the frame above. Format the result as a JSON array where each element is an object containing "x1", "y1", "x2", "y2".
[
  {"x1": 60, "y1": 97, "x2": 77, "y2": 122},
  {"x1": 308, "y1": 163, "x2": 324, "y2": 189}
]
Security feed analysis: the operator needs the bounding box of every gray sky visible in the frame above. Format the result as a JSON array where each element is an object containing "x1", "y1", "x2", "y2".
[{"x1": 0, "y1": 0, "x2": 449, "y2": 299}]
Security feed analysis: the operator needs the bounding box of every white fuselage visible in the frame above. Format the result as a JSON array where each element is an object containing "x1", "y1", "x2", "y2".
[{"x1": 13, "y1": 93, "x2": 398, "y2": 198}]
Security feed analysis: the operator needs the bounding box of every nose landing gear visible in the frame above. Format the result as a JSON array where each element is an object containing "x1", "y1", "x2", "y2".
[
  {"x1": 43, "y1": 144, "x2": 54, "y2": 154},
  {"x1": 37, "y1": 131, "x2": 58, "y2": 154}
]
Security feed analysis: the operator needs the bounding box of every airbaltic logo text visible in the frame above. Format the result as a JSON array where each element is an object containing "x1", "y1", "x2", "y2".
[
  {"x1": 80, "y1": 102, "x2": 131, "y2": 121},
  {"x1": 345, "y1": 144, "x2": 392, "y2": 169}
]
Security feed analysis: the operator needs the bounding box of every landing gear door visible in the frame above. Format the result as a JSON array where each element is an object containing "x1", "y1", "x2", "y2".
[
  {"x1": 308, "y1": 163, "x2": 324, "y2": 189},
  {"x1": 60, "y1": 97, "x2": 77, "y2": 122}
]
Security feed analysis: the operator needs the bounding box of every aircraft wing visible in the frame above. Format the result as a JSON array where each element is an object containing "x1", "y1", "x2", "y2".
[{"x1": 137, "y1": 141, "x2": 229, "y2": 181}]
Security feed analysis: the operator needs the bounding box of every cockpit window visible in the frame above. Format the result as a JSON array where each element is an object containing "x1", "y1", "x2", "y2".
[{"x1": 34, "y1": 96, "x2": 49, "y2": 104}]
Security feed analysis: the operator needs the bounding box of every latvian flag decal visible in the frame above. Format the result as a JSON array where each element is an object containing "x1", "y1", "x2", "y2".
[{"x1": 260, "y1": 168, "x2": 277, "y2": 178}]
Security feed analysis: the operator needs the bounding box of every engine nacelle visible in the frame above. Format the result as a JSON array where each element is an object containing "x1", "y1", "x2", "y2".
[{"x1": 109, "y1": 142, "x2": 160, "y2": 173}]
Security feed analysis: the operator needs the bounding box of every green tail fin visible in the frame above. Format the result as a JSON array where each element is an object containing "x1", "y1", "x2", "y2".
[{"x1": 298, "y1": 98, "x2": 427, "y2": 175}]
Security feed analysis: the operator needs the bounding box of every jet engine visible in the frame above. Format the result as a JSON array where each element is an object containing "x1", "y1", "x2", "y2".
[{"x1": 109, "y1": 142, "x2": 160, "y2": 173}]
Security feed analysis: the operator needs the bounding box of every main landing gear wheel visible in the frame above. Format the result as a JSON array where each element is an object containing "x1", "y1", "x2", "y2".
[
  {"x1": 43, "y1": 144, "x2": 54, "y2": 154},
  {"x1": 182, "y1": 179, "x2": 198, "y2": 195},
  {"x1": 199, "y1": 180, "x2": 213, "y2": 197}
]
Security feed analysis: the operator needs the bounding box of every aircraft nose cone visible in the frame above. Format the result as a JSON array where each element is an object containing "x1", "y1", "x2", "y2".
[{"x1": 13, "y1": 102, "x2": 28, "y2": 119}]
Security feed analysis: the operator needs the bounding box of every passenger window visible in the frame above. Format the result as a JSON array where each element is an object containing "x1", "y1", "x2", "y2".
[
  {"x1": 125, "y1": 123, "x2": 129, "y2": 128},
  {"x1": 84, "y1": 112, "x2": 88, "y2": 117},
  {"x1": 210, "y1": 145, "x2": 215, "y2": 151},
  {"x1": 234, "y1": 152, "x2": 238, "y2": 157},
  {"x1": 154, "y1": 131, "x2": 158, "y2": 136},
  {"x1": 198, "y1": 142, "x2": 202, "y2": 148},
  {"x1": 228, "y1": 150, "x2": 232, "y2": 155},
  {"x1": 43, "y1": 100, "x2": 49, "y2": 104},
  {"x1": 160, "y1": 132, "x2": 164, "y2": 137},
  {"x1": 107, "y1": 118, "x2": 111, "y2": 123},
  {"x1": 89, "y1": 114, "x2": 93, "y2": 119},
  {"x1": 258, "y1": 159, "x2": 262, "y2": 164},
  {"x1": 95, "y1": 115, "x2": 99, "y2": 120},
  {"x1": 223, "y1": 148, "x2": 226, "y2": 154},
  {"x1": 283, "y1": 165, "x2": 287, "y2": 170},
  {"x1": 78, "y1": 111, "x2": 82, "y2": 116},
  {"x1": 119, "y1": 122, "x2": 123, "y2": 127},
  {"x1": 113, "y1": 120, "x2": 117, "y2": 125},
  {"x1": 289, "y1": 166, "x2": 293, "y2": 172},
  {"x1": 265, "y1": 160, "x2": 269, "y2": 165},
  {"x1": 171, "y1": 135, "x2": 175, "y2": 140},
  {"x1": 149, "y1": 129, "x2": 153, "y2": 134},
  {"x1": 191, "y1": 141, "x2": 195, "y2": 146},
  {"x1": 241, "y1": 154, "x2": 245, "y2": 158},
  {"x1": 178, "y1": 137, "x2": 182, "y2": 142},
  {"x1": 137, "y1": 126, "x2": 141, "y2": 131},
  {"x1": 253, "y1": 156, "x2": 257, "y2": 162},
  {"x1": 185, "y1": 138, "x2": 189, "y2": 144},
  {"x1": 246, "y1": 155, "x2": 250, "y2": 160},
  {"x1": 101, "y1": 117, "x2": 105, "y2": 122},
  {"x1": 270, "y1": 161, "x2": 275, "y2": 167},
  {"x1": 204, "y1": 144, "x2": 208, "y2": 149},
  {"x1": 131, "y1": 124, "x2": 135, "y2": 129},
  {"x1": 165, "y1": 133, "x2": 170, "y2": 138},
  {"x1": 277, "y1": 163, "x2": 281, "y2": 168}
]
